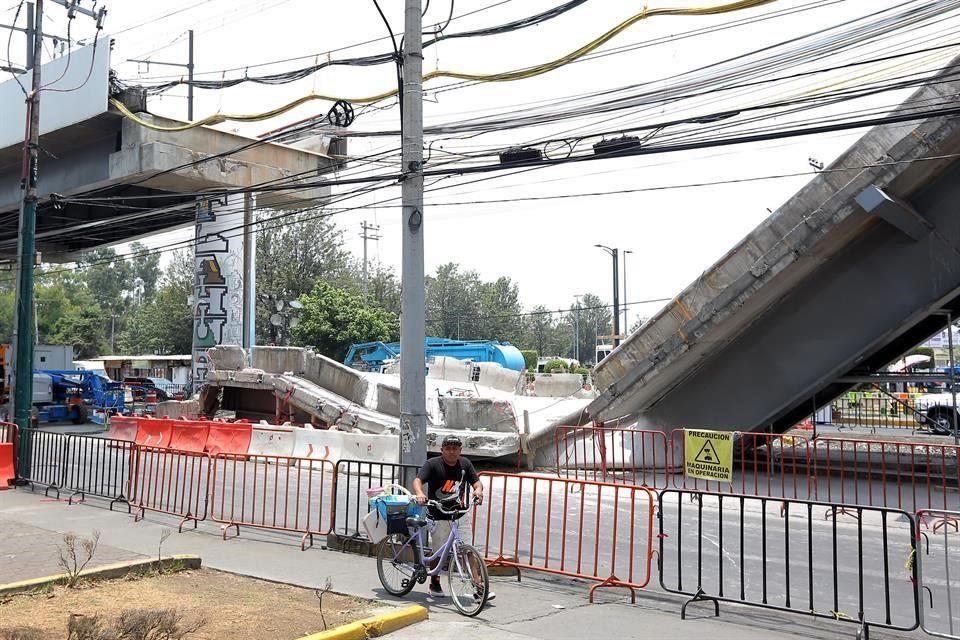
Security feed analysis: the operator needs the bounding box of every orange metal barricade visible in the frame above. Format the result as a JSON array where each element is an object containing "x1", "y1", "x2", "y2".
[
  {"x1": 472, "y1": 471, "x2": 656, "y2": 601},
  {"x1": 669, "y1": 429, "x2": 815, "y2": 500},
  {"x1": 168, "y1": 419, "x2": 210, "y2": 453},
  {"x1": 555, "y1": 426, "x2": 671, "y2": 489},
  {"x1": 208, "y1": 453, "x2": 334, "y2": 549},
  {"x1": 135, "y1": 416, "x2": 173, "y2": 448},
  {"x1": 129, "y1": 445, "x2": 209, "y2": 531},
  {"x1": 807, "y1": 437, "x2": 960, "y2": 515}
]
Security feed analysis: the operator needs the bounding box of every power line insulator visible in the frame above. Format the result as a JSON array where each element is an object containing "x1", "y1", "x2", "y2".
[
  {"x1": 499, "y1": 147, "x2": 542, "y2": 165},
  {"x1": 593, "y1": 136, "x2": 642, "y2": 156}
]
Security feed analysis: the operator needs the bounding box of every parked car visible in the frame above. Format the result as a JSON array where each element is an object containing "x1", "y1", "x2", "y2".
[
  {"x1": 914, "y1": 390, "x2": 960, "y2": 434},
  {"x1": 122, "y1": 376, "x2": 170, "y2": 402}
]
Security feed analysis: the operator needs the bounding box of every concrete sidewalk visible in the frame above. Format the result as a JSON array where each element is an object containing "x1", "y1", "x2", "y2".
[
  {"x1": 0, "y1": 489, "x2": 908, "y2": 639},
  {"x1": 0, "y1": 515, "x2": 143, "y2": 585}
]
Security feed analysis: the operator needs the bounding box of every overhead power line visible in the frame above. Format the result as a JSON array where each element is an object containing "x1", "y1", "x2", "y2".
[{"x1": 111, "y1": 0, "x2": 776, "y2": 131}]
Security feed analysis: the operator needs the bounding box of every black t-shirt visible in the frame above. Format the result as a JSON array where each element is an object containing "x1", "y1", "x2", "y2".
[{"x1": 416, "y1": 456, "x2": 479, "y2": 520}]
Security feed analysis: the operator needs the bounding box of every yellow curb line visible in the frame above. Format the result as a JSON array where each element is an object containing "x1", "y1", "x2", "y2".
[
  {"x1": 298, "y1": 604, "x2": 428, "y2": 640},
  {"x1": 0, "y1": 554, "x2": 202, "y2": 596}
]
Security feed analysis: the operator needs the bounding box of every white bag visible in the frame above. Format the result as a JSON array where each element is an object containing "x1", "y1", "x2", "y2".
[{"x1": 363, "y1": 507, "x2": 389, "y2": 543}]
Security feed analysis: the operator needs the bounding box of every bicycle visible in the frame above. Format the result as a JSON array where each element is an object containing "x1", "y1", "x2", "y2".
[{"x1": 375, "y1": 497, "x2": 490, "y2": 617}]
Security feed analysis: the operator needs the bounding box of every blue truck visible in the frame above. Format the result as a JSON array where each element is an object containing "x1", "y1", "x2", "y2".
[
  {"x1": 33, "y1": 369, "x2": 126, "y2": 424},
  {"x1": 344, "y1": 337, "x2": 526, "y2": 373}
]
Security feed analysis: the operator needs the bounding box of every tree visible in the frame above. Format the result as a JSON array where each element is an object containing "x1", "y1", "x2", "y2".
[
  {"x1": 117, "y1": 250, "x2": 194, "y2": 355},
  {"x1": 256, "y1": 209, "x2": 354, "y2": 344},
  {"x1": 0, "y1": 280, "x2": 14, "y2": 344},
  {"x1": 565, "y1": 293, "x2": 611, "y2": 365},
  {"x1": 51, "y1": 306, "x2": 107, "y2": 359},
  {"x1": 78, "y1": 248, "x2": 133, "y2": 315},
  {"x1": 477, "y1": 276, "x2": 523, "y2": 343},
  {"x1": 292, "y1": 282, "x2": 400, "y2": 360},
  {"x1": 425, "y1": 263, "x2": 482, "y2": 339},
  {"x1": 366, "y1": 262, "x2": 401, "y2": 316},
  {"x1": 629, "y1": 315, "x2": 649, "y2": 334},
  {"x1": 521, "y1": 305, "x2": 554, "y2": 355},
  {"x1": 128, "y1": 241, "x2": 161, "y2": 303}
]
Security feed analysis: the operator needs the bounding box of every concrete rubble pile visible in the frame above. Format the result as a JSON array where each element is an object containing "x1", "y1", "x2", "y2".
[{"x1": 165, "y1": 345, "x2": 596, "y2": 461}]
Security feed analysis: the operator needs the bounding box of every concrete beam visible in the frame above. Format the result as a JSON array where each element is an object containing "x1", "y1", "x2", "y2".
[
  {"x1": 589, "y1": 54, "x2": 960, "y2": 426},
  {"x1": 855, "y1": 185, "x2": 932, "y2": 241}
]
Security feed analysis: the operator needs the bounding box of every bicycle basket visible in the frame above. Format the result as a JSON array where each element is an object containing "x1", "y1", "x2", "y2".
[
  {"x1": 384, "y1": 504, "x2": 408, "y2": 535},
  {"x1": 374, "y1": 496, "x2": 424, "y2": 535}
]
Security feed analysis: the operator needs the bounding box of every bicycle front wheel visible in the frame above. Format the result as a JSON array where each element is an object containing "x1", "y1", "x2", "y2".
[
  {"x1": 448, "y1": 542, "x2": 489, "y2": 616},
  {"x1": 377, "y1": 534, "x2": 418, "y2": 596}
]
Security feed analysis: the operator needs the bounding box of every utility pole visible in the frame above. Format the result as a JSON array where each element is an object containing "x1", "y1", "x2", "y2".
[
  {"x1": 12, "y1": 0, "x2": 44, "y2": 467},
  {"x1": 128, "y1": 28, "x2": 194, "y2": 120},
  {"x1": 11, "y1": 0, "x2": 105, "y2": 463},
  {"x1": 622, "y1": 249, "x2": 633, "y2": 335},
  {"x1": 359, "y1": 220, "x2": 381, "y2": 306},
  {"x1": 399, "y1": 0, "x2": 427, "y2": 468},
  {"x1": 25, "y1": 2, "x2": 35, "y2": 68},
  {"x1": 187, "y1": 29, "x2": 194, "y2": 121},
  {"x1": 0, "y1": 2, "x2": 70, "y2": 74}
]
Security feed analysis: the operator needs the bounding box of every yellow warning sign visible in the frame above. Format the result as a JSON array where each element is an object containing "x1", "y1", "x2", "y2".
[{"x1": 684, "y1": 429, "x2": 734, "y2": 483}]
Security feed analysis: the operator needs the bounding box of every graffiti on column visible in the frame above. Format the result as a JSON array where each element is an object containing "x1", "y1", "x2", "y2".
[{"x1": 192, "y1": 200, "x2": 245, "y2": 386}]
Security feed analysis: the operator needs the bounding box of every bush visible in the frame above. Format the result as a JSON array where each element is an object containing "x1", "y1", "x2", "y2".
[
  {"x1": 58, "y1": 531, "x2": 100, "y2": 588},
  {"x1": 574, "y1": 367, "x2": 589, "y2": 376},
  {"x1": 520, "y1": 350, "x2": 538, "y2": 371},
  {"x1": 67, "y1": 609, "x2": 205, "y2": 640},
  {"x1": 907, "y1": 346, "x2": 935, "y2": 368},
  {"x1": 543, "y1": 358, "x2": 568, "y2": 374}
]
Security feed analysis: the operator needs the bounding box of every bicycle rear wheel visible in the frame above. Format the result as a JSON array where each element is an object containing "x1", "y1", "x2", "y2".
[
  {"x1": 377, "y1": 534, "x2": 419, "y2": 596},
  {"x1": 448, "y1": 542, "x2": 489, "y2": 616}
]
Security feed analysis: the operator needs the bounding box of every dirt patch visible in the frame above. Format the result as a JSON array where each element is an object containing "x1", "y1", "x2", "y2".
[{"x1": 0, "y1": 568, "x2": 375, "y2": 639}]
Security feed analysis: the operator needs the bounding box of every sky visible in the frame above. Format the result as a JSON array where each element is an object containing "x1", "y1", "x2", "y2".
[{"x1": 4, "y1": 0, "x2": 960, "y2": 327}]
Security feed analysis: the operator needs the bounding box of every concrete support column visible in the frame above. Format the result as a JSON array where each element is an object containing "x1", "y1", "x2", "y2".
[{"x1": 192, "y1": 197, "x2": 246, "y2": 388}]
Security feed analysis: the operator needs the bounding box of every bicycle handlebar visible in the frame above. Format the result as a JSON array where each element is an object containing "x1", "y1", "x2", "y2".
[{"x1": 424, "y1": 496, "x2": 481, "y2": 515}]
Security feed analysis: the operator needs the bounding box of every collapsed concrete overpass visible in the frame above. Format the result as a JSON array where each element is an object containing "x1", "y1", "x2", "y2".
[
  {"x1": 588, "y1": 55, "x2": 960, "y2": 434},
  {"x1": 0, "y1": 42, "x2": 341, "y2": 262}
]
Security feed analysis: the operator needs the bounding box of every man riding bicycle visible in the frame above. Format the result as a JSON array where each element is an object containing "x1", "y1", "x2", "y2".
[{"x1": 413, "y1": 434, "x2": 494, "y2": 601}]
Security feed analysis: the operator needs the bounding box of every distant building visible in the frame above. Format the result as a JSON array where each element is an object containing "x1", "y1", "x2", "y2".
[{"x1": 91, "y1": 355, "x2": 191, "y2": 385}]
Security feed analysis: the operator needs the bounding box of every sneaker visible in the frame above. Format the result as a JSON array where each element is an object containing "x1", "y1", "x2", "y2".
[
  {"x1": 474, "y1": 589, "x2": 495, "y2": 603},
  {"x1": 429, "y1": 578, "x2": 445, "y2": 597}
]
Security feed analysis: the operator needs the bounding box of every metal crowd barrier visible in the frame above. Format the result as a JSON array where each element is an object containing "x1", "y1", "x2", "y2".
[
  {"x1": 209, "y1": 453, "x2": 335, "y2": 550},
  {"x1": 669, "y1": 430, "x2": 814, "y2": 500},
  {"x1": 19, "y1": 428, "x2": 68, "y2": 498},
  {"x1": 659, "y1": 489, "x2": 919, "y2": 638},
  {"x1": 831, "y1": 396, "x2": 927, "y2": 432},
  {"x1": 330, "y1": 459, "x2": 420, "y2": 541},
  {"x1": 61, "y1": 432, "x2": 132, "y2": 510},
  {"x1": 917, "y1": 508, "x2": 960, "y2": 639},
  {"x1": 473, "y1": 471, "x2": 656, "y2": 601},
  {"x1": 554, "y1": 426, "x2": 671, "y2": 488},
  {"x1": 128, "y1": 445, "x2": 210, "y2": 531}
]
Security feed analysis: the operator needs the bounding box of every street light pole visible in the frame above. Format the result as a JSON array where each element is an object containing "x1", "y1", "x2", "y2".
[
  {"x1": 594, "y1": 245, "x2": 621, "y2": 347},
  {"x1": 573, "y1": 294, "x2": 582, "y2": 363},
  {"x1": 622, "y1": 249, "x2": 633, "y2": 335}
]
